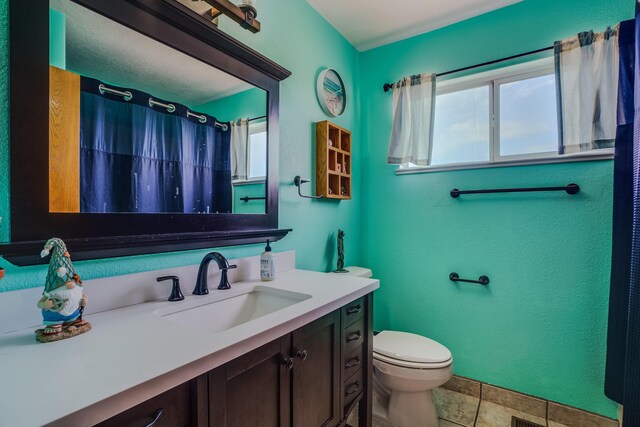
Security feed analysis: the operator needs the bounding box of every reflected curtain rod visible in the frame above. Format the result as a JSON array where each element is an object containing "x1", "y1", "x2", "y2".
[
  {"x1": 98, "y1": 83, "x2": 229, "y2": 130},
  {"x1": 248, "y1": 115, "x2": 267, "y2": 122},
  {"x1": 382, "y1": 45, "x2": 553, "y2": 92}
]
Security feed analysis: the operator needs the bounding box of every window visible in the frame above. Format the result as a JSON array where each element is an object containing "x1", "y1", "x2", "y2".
[
  {"x1": 432, "y1": 85, "x2": 490, "y2": 165},
  {"x1": 497, "y1": 73, "x2": 558, "y2": 158},
  {"x1": 400, "y1": 58, "x2": 612, "y2": 172},
  {"x1": 247, "y1": 121, "x2": 267, "y2": 180}
]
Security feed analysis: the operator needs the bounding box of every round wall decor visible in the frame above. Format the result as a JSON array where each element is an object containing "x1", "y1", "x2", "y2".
[{"x1": 316, "y1": 68, "x2": 346, "y2": 117}]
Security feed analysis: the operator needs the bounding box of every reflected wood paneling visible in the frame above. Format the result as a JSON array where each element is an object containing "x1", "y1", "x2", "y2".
[{"x1": 49, "y1": 65, "x2": 80, "y2": 213}]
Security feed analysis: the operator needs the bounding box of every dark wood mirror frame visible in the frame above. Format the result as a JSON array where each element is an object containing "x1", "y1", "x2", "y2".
[{"x1": 1, "y1": 0, "x2": 292, "y2": 266}]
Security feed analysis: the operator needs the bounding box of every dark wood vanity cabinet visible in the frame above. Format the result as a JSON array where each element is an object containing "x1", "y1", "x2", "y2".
[
  {"x1": 94, "y1": 376, "x2": 208, "y2": 427},
  {"x1": 292, "y1": 310, "x2": 341, "y2": 427},
  {"x1": 95, "y1": 294, "x2": 373, "y2": 427},
  {"x1": 208, "y1": 294, "x2": 373, "y2": 427},
  {"x1": 341, "y1": 298, "x2": 366, "y2": 404},
  {"x1": 209, "y1": 310, "x2": 344, "y2": 427},
  {"x1": 209, "y1": 336, "x2": 292, "y2": 427}
]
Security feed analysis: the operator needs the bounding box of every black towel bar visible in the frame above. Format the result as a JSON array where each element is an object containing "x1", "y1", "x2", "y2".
[
  {"x1": 240, "y1": 196, "x2": 266, "y2": 203},
  {"x1": 450, "y1": 183, "x2": 579, "y2": 198},
  {"x1": 449, "y1": 272, "x2": 490, "y2": 286}
]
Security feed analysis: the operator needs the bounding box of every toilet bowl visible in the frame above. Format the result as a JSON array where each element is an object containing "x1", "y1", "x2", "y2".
[
  {"x1": 372, "y1": 330, "x2": 452, "y2": 427},
  {"x1": 334, "y1": 267, "x2": 453, "y2": 427}
]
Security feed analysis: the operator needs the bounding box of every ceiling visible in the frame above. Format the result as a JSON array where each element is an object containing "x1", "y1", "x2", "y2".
[
  {"x1": 305, "y1": 0, "x2": 523, "y2": 51},
  {"x1": 50, "y1": 0, "x2": 255, "y2": 107}
]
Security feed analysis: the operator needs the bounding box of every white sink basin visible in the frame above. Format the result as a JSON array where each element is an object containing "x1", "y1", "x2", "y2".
[{"x1": 157, "y1": 286, "x2": 311, "y2": 333}]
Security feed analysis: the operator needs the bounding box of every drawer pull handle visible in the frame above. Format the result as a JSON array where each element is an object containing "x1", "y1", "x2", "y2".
[
  {"x1": 282, "y1": 357, "x2": 295, "y2": 371},
  {"x1": 345, "y1": 357, "x2": 360, "y2": 368},
  {"x1": 346, "y1": 331, "x2": 362, "y2": 342},
  {"x1": 346, "y1": 305, "x2": 362, "y2": 315},
  {"x1": 296, "y1": 349, "x2": 309, "y2": 361},
  {"x1": 345, "y1": 382, "x2": 360, "y2": 395},
  {"x1": 145, "y1": 409, "x2": 165, "y2": 427}
]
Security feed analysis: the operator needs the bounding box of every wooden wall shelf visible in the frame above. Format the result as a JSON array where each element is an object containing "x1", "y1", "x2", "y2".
[{"x1": 316, "y1": 121, "x2": 351, "y2": 200}]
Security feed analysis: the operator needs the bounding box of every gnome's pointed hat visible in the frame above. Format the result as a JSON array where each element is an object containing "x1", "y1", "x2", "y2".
[{"x1": 41, "y1": 238, "x2": 81, "y2": 294}]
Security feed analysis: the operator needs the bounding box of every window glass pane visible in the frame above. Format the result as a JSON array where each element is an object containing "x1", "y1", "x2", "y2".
[
  {"x1": 499, "y1": 74, "x2": 558, "y2": 156},
  {"x1": 249, "y1": 131, "x2": 267, "y2": 178},
  {"x1": 431, "y1": 85, "x2": 490, "y2": 165}
]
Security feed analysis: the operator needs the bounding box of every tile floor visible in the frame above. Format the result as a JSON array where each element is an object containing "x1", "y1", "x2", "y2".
[{"x1": 361, "y1": 376, "x2": 619, "y2": 427}]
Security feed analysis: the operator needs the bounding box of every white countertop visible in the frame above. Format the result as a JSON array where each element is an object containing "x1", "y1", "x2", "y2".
[{"x1": 0, "y1": 268, "x2": 378, "y2": 426}]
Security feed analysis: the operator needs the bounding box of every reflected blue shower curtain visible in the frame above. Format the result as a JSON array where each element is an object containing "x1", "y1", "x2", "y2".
[
  {"x1": 605, "y1": 12, "x2": 640, "y2": 422},
  {"x1": 79, "y1": 77, "x2": 232, "y2": 214}
]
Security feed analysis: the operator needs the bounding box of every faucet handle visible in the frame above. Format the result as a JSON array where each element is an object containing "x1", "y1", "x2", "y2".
[
  {"x1": 157, "y1": 276, "x2": 185, "y2": 302},
  {"x1": 217, "y1": 264, "x2": 237, "y2": 290}
]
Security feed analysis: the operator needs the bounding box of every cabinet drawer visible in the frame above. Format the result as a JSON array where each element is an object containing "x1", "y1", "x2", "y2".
[
  {"x1": 343, "y1": 368, "x2": 363, "y2": 410},
  {"x1": 343, "y1": 317, "x2": 365, "y2": 352},
  {"x1": 343, "y1": 343, "x2": 363, "y2": 380},
  {"x1": 95, "y1": 381, "x2": 195, "y2": 427},
  {"x1": 341, "y1": 296, "x2": 365, "y2": 327}
]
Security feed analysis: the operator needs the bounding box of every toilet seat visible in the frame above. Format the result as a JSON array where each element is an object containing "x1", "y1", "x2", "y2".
[
  {"x1": 373, "y1": 331, "x2": 452, "y2": 369},
  {"x1": 374, "y1": 351, "x2": 452, "y2": 369}
]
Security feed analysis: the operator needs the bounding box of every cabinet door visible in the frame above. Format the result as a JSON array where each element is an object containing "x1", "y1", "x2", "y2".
[
  {"x1": 94, "y1": 376, "x2": 207, "y2": 427},
  {"x1": 292, "y1": 310, "x2": 340, "y2": 427},
  {"x1": 209, "y1": 336, "x2": 291, "y2": 427}
]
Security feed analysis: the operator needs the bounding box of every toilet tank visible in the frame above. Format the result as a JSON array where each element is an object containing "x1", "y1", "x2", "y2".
[{"x1": 341, "y1": 266, "x2": 373, "y2": 278}]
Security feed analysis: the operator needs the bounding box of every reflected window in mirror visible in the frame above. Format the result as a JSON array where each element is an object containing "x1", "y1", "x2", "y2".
[
  {"x1": 248, "y1": 120, "x2": 267, "y2": 181},
  {"x1": 229, "y1": 118, "x2": 267, "y2": 214}
]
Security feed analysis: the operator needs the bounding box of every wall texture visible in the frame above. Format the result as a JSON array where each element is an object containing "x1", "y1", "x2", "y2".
[
  {"x1": 0, "y1": 0, "x2": 362, "y2": 290},
  {"x1": 49, "y1": 8, "x2": 65, "y2": 69},
  {"x1": 359, "y1": 0, "x2": 631, "y2": 418},
  {"x1": 197, "y1": 87, "x2": 266, "y2": 122}
]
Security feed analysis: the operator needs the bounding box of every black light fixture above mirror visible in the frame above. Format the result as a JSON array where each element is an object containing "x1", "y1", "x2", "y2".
[{"x1": 197, "y1": 0, "x2": 260, "y2": 33}]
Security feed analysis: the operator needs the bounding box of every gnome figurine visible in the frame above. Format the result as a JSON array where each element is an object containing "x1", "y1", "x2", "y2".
[{"x1": 35, "y1": 238, "x2": 91, "y2": 343}]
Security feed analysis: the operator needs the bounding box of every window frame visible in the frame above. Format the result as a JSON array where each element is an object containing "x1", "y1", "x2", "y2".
[
  {"x1": 233, "y1": 119, "x2": 268, "y2": 185},
  {"x1": 398, "y1": 58, "x2": 614, "y2": 175},
  {"x1": 248, "y1": 120, "x2": 267, "y2": 180}
]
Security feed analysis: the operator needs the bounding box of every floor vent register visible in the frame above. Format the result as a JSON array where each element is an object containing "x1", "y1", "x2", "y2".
[{"x1": 511, "y1": 416, "x2": 545, "y2": 427}]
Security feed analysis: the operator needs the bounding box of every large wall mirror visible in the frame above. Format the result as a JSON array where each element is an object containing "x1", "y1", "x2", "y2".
[{"x1": 3, "y1": 0, "x2": 291, "y2": 265}]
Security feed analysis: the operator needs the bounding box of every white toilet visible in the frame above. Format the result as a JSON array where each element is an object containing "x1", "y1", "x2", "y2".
[
  {"x1": 337, "y1": 267, "x2": 453, "y2": 427},
  {"x1": 373, "y1": 330, "x2": 452, "y2": 427}
]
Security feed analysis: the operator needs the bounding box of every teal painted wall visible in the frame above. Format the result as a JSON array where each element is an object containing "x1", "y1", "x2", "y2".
[
  {"x1": 49, "y1": 9, "x2": 65, "y2": 69},
  {"x1": 359, "y1": 0, "x2": 631, "y2": 418},
  {"x1": 0, "y1": 0, "x2": 362, "y2": 290},
  {"x1": 197, "y1": 87, "x2": 266, "y2": 123},
  {"x1": 233, "y1": 182, "x2": 266, "y2": 214}
]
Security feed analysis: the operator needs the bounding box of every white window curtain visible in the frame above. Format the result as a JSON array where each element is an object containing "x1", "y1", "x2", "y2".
[
  {"x1": 554, "y1": 26, "x2": 619, "y2": 154},
  {"x1": 387, "y1": 73, "x2": 436, "y2": 166},
  {"x1": 230, "y1": 118, "x2": 249, "y2": 180}
]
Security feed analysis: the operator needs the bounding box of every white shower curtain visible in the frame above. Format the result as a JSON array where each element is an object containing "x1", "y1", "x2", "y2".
[
  {"x1": 554, "y1": 27, "x2": 619, "y2": 154},
  {"x1": 230, "y1": 118, "x2": 249, "y2": 180},
  {"x1": 387, "y1": 73, "x2": 436, "y2": 166}
]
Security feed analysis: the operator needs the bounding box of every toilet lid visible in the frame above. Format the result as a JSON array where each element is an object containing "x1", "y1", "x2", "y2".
[{"x1": 373, "y1": 331, "x2": 452, "y2": 364}]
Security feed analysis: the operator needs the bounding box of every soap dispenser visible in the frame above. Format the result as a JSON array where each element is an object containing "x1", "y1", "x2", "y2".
[{"x1": 260, "y1": 240, "x2": 275, "y2": 281}]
